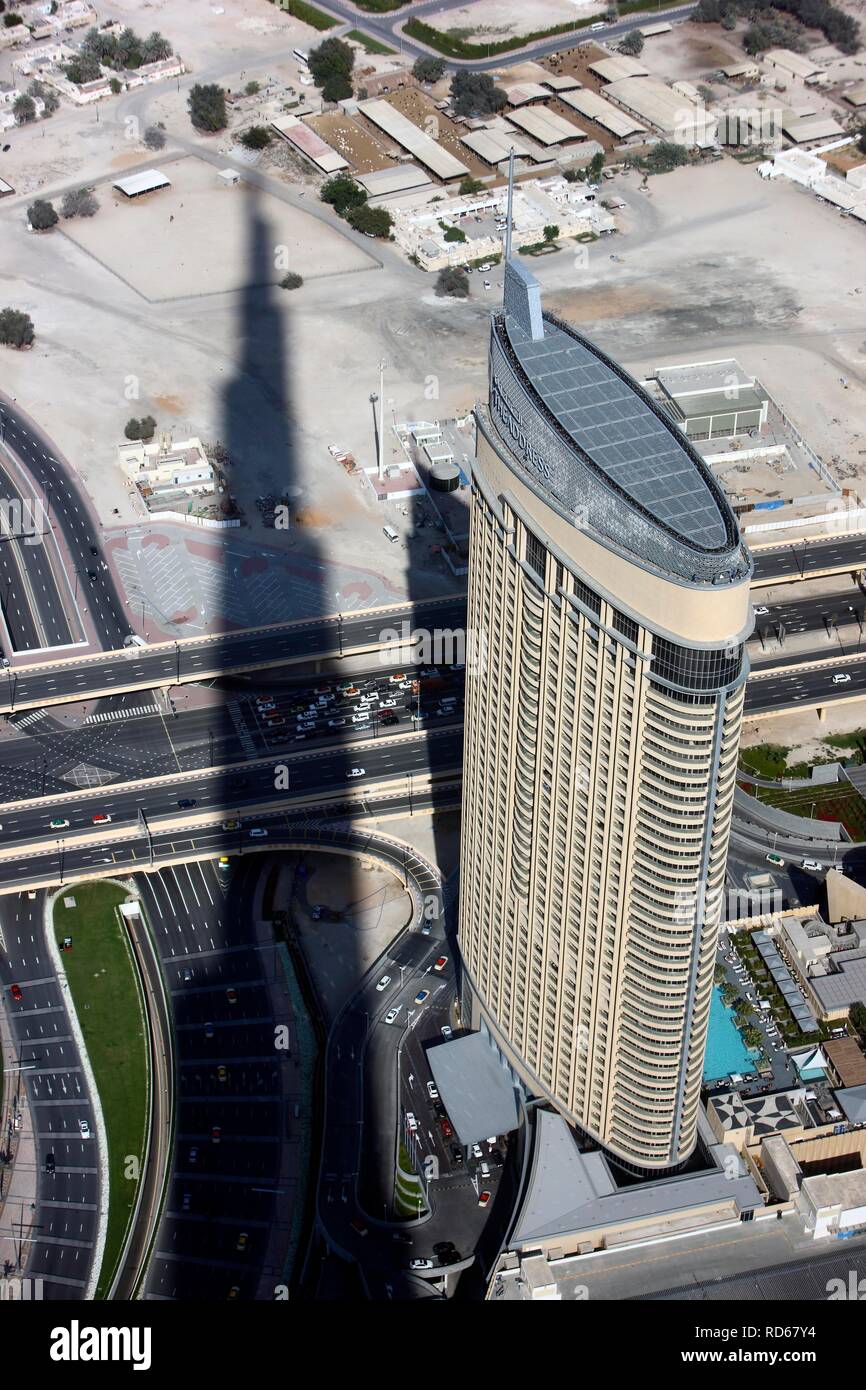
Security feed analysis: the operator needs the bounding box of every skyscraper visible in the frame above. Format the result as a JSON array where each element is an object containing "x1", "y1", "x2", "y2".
[{"x1": 457, "y1": 250, "x2": 752, "y2": 1173}]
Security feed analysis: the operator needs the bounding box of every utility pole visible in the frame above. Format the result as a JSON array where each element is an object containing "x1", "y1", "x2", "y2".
[{"x1": 377, "y1": 359, "x2": 385, "y2": 482}]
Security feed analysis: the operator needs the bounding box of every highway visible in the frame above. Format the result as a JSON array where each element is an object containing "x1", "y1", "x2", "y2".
[
  {"x1": 0, "y1": 455, "x2": 72, "y2": 653},
  {"x1": 751, "y1": 535, "x2": 866, "y2": 584},
  {"x1": 0, "y1": 892, "x2": 99, "y2": 1299}
]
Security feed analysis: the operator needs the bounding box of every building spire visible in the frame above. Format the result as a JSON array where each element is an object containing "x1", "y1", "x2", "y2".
[{"x1": 505, "y1": 147, "x2": 514, "y2": 262}]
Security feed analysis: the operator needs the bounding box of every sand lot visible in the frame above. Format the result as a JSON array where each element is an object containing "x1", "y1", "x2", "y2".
[
  {"x1": 60, "y1": 156, "x2": 374, "y2": 299},
  {"x1": 422, "y1": 0, "x2": 597, "y2": 41}
]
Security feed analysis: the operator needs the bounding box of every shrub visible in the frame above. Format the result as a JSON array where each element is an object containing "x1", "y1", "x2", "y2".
[
  {"x1": 280, "y1": 272, "x2": 303, "y2": 290},
  {"x1": 346, "y1": 202, "x2": 392, "y2": 237},
  {"x1": 144, "y1": 125, "x2": 166, "y2": 150},
  {"x1": 240, "y1": 124, "x2": 271, "y2": 149},
  {"x1": 619, "y1": 30, "x2": 644, "y2": 55},
  {"x1": 245, "y1": 80, "x2": 261, "y2": 95},
  {"x1": 0, "y1": 308, "x2": 34, "y2": 348},
  {"x1": 441, "y1": 222, "x2": 466, "y2": 243},
  {"x1": 459, "y1": 176, "x2": 484, "y2": 195},
  {"x1": 320, "y1": 172, "x2": 367, "y2": 216},
  {"x1": 124, "y1": 418, "x2": 141, "y2": 440},
  {"x1": 124, "y1": 416, "x2": 157, "y2": 441},
  {"x1": 61, "y1": 187, "x2": 98, "y2": 219},
  {"x1": 413, "y1": 56, "x2": 445, "y2": 84},
  {"x1": 27, "y1": 199, "x2": 58, "y2": 231},
  {"x1": 435, "y1": 267, "x2": 470, "y2": 298},
  {"x1": 543, "y1": 224, "x2": 559, "y2": 243}
]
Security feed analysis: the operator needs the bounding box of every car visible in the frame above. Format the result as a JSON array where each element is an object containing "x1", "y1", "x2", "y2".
[
  {"x1": 350, "y1": 1217, "x2": 368, "y2": 1236},
  {"x1": 420, "y1": 922, "x2": 432, "y2": 937},
  {"x1": 414, "y1": 989, "x2": 430, "y2": 1005},
  {"x1": 9, "y1": 983, "x2": 22, "y2": 1001},
  {"x1": 236, "y1": 1232, "x2": 248, "y2": 1252},
  {"x1": 406, "y1": 1112, "x2": 419, "y2": 1133},
  {"x1": 433, "y1": 956, "x2": 448, "y2": 972},
  {"x1": 189, "y1": 1146, "x2": 198, "y2": 1164},
  {"x1": 351, "y1": 713, "x2": 369, "y2": 724},
  {"x1": 833, "y1": 672, "x2": 852, "y2": 684},
  {"x1": 86, "y1": 570, "x2": 98, "y2": 583},
  {"x1": 221, "y1": 819, "x2": 240, "y2": 831},
  {"x1": 439, "y1": 1117, "x2": 453, "y2": 1139},
  {"x1": 754, "y1": 605, "x2": 769, "y2": 615},
  {"x1": 483, "y1": 279, "x2": 492, "y2": 289},
  {"x1": 182, "y1": 1192, "x2": 192, "y2": 1212},
  {"x1": 182, "y1": 968, "x2": 193, "y2": 984},
  {"x1": 91, "y1": 813, "x2": 111, "y2": 825},
  {"x1": 217, "y1": 1065, "x2": 227, "y2": 1082},
  {"x1": 249, "y1": 828, "x2": 268, "y2": 838},
  {"x1": 211, "y1": 1126, "x2": 221, "y2": 1144},
  {"x1": 79, "y1": 1119, "x2": 91, "y2": 1139},
  {"x1": 337, "y1": 680, "x2": 355, "y2": 692},
  {"x1": 410, "y1": 1258, "x2": 433, "y2": 1270},
  {"x1": 471, "y1": 1142, "x2": 483, "y2": 1159},
  {"x1": 427, "y1": 1081, "x2": 439, "y2": 1101},
  {"x1": 478, "y1": 1190, "x2": 491, "y2": 1208},
  {"x1": 297, "y1": 720, "x2": 315, "y2": 730},
  {"x1": 348, "y1": 768, "x2": 366, "y2": 778},
  {"x1": 449, "y1": 1145, "x2": 463, "y2": 1165},
  {"x1": 342, "y1": 686, "x2": 360, "y2": 698},
  {"x1": 226, "y1": 988, "x2": 238, "y2": 1004},
  {"x1": 379, "y1": 698, "x2": 397, "y2": 709},
  {"x1": 389, "y1": 672, "x2": 407, "y2": 684},
  {"x1": 441, "y1": 1025, "x2": 453, "y2": 1040},
  {"x1": 801, "y1": 858, "x2": 823, "y2": 872},
  {"x1": 328, "y1": 717, "x2": 347, "y2": 728},
  {"x1": 49, "y1": 817, "x2": 69, "y2": 829},
  {"x1": 376, "y1": 975, "x2": 392, "y2": 992},
  {"x1": 380, "y1": 711, "x2": 399, "y2": 724},
  {"x1": 766, "y1": 852, "x2": 785, "y2": 867},
  {"x1": 255, "y1": 696, "x2": 276, "y2": 708},
  {"x1": 267, "y1": 715, "x2": 286, "y2": 726},
  {"x1": 45, "y1": 1152, "x2": 56, "y2": 1175},
  {"x1": 384, "y1": 1006, "x2": 401, "y2": 1024},
  {"x1": 177, "y1": 798, "x2": 197, "y2": 809}
]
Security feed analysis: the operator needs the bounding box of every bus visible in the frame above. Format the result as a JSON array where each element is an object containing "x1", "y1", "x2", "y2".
[{"x1": 293, "y1": 48, "x2": 310, "y2": 67}]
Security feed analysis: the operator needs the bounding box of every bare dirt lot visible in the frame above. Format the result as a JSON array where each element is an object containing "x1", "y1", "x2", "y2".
[
  {"x1": 306, "y1": 112, "x2": 393, "y2": 174},
  {"x1": 60, "y1": 155, "x2": 374, "y2": 299},
  {"x1": 421, "y1": 0, "x2": 597, "y2": 42}
]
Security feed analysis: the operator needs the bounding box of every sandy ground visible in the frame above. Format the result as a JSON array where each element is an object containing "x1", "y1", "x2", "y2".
[
  {"x1": 307, "y1": 111, "x2": 394, "y2": 175},
  {"x1": 60, "y1": 157, "x2": 373, "y2": 299},
  {"x1": 742, "y1": 702, "x2": 866, "y2": 764},
  {"x1": 422, "y1": 0, "x2": 597, "y2": 42}
]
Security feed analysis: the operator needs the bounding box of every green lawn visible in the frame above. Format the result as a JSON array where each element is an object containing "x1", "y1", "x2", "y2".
[
  {"x1": 54, "y1": 881, "x2": 149, "y2": 1299},
  {"x1": 751, "y1": 781, "x2": 866, "y2": 840},
  {"x1": 346, "y1": 28, "x2": 395, "y2": 53}
]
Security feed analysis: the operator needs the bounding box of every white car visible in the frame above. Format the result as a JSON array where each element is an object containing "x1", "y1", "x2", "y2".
[
  {"x1": 441, "y1": 1025, "x2": 453, "y2": 1040},
  {"x1": 376, "y1": 975, "x2": 391, "y2": 992},
  {"x1": 410, "y1": 1258, "x2": 433, "y2": 1271},
  {"x1": 351, "y1": 713, "x2": 369, "y2": 724},
  {"x1": 379, "y1": 698, "x2": 397, "y2": 709},
  {"x1": 427, "y1": 1081, "x2": 439, "y2": 1100},
  {"x1": 406, "y1": 1112, "x2": 419, "y2": 1132},
  {"x1": 384, "y1": 1006, "x2": 401, "y2": 1024},
  {"x1": 78, "y1": 1119, "x2": 91, "y2": 1139},
  {"x1": 833, "y1": 672, "x2": 852, "y2": 684},
  {"x1": 754, "y1": 605, "x2": 769, "y2": 615},
  {"x1": 348, "y1": 767, "x2": 366, "y2": 778},
  {"x1": 471, "y1": 1142, "x2": 483, "y2": 1159},
  {"x1": 801, "y1": 859, "x2": 823, "y2": 872}
]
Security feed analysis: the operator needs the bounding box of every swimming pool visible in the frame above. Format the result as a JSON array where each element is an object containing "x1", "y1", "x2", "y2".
[{"x1": 703, "y1": 985, "x2": 756, "y2": 1081}]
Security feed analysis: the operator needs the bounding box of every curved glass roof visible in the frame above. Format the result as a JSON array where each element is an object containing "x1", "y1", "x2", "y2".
[{"x1": 505, "y1": 312, "x2": 731, "y2": 552}]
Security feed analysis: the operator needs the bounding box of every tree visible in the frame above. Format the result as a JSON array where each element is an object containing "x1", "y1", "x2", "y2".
[
  {"x1": 0, "y1": 308, "x2": 34, "y2": 348},
  {"x1": 320, "y1": 172, "x2": 367, "y2": 217},
  {"x1": 450, "y1": 70, "x2": 507, "y2": 117},
  {"x1": 643, "y1": 141, "x2": 690, "y2": 174},
  {"x1": 245, "y1": 80, "x2": 261, "y2": 96},
  {"x1": 619, "y1": 29, "x2": 644, "y2": 56},
  {"x1": 436, "y1": 267, "x2": 470, "y2": 298},
  {"x1": 413, "y1": 56, "x2": 445, "y2": 84},
  {"x1": 187, "y1": 83, "x2": 227, "y2": 132},
  {"x1": 28, "y1": 80, "x2": 59, "y2": 115},
  {"x1": 441, "y1": 223, "x2": 466, "y2": 242},
  {"x1": 13, "y1": 94, "x2": 36, "y2": 124},
  {"x1": 280, "y1": 271, "x2": 303, "y2": 290},
  {"x1": 139, "y1": 415, "x2": 156, "y2": 440},
  {"x1": 109, "y1": 77, "x2": 122, "y2": 95},
  {"x1": 308, "y1": 36, "x2": 354, "y2": 94},
  {"x1": 346, "y1": 202, "x2": 392, "y2": 237},
  {"x1": 27, "y1": 199, "x2": 58, "y2": 231},
  {"x1": 850, "y1": 1001, "x2": 866, "y2": 1041},
  {"x1": 459, "y1": 175, "x2": 484, "y2": 195},
  {"x1": 586, "y1": 150, "x2": 605, "y2": 183},
  {"x1": 144, "y1": 124, "x2": 166, "y2": 150},
  {"x1": 543, "y1": 224, "x2": 559, "y2": 243},
  {"x1": 141, "y1": 31, "x2": 172, "y2": 64},
  {"x1": 240, "y1": 124, "x2": 271, "y2": 149},
  {"x1": 63, "y1": 54, "x2": 102, "y2": 85},
  {"x1": 61, "y1": 187, "x2": 98, "y2": 219},
  {"x1": 721, "y1": 9, "x2": 737, "y2": 29},
  {"x1": 124, "y1": 418, "x2": 142, "y2": 440},
  {"x1": 3, "y1": 13, "x2": 23, "y2": 27}
]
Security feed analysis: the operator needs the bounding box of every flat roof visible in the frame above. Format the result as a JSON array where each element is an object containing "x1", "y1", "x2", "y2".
[
  {"x1": 460, "y1": 126, "x2": 530, "y2": 164},
  {"x1": 782, "y1": 114, "x2": 844, "y2": 143},
  {"x1": 722, "y1": 62, "x2": 760, "y2": 77},
  {"x1": 357, "y1": 163, "x2": 431, "y2": 196},
  {"x1": 657, "y1": 359, "x2": 754, "y2": 398},
  {"x1": 113, "y1": 168, "x2": 170, "y2": 197},
  {"x1": 836, "y1": 1084, "x2": 866, "y2": 1125},
  {"x1": 823, "y1": 1037, "x2": 866, "y2": 1086},
  {"x1": 559, "y1": 86, "x2": 646, "y2": 137},
  {"x1": 270, "y1": 115, "x2": 348, "y2": 173},
  {"x1": 640, "y1": 20, "x2": 672, "y2": 35},
  {"x1": 505, "y1": 105, "x2": 586, "y2": 146},
  {"x1": 359, "y1": 98, "x2": 469, "y2": 179},
  {"x1": 844, "y1": 85, "x2": 866, "y2": 107},
  {"x1": 426, "y1": 1031, "x2": 519, "y2": 1144},
  {"x1": 504, "y1": 303, "x2": 731, "y2": 548},
  {"x1": 589, "y1": 54, "x2": 650, "y2": 83}
]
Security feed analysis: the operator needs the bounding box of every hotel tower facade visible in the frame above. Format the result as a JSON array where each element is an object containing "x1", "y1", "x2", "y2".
[{"x1": 457, "y1": 252, "x2": 753, "y2": 1173}]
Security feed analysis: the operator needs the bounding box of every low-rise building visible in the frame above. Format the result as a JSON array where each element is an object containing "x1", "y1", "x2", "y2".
[{"x1": 118, "y1": 435, "x2": 217, "y2": 508}]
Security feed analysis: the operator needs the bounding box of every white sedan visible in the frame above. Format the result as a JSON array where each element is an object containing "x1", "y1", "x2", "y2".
[{"x1": 376, "y1": 975, "x2": 392, "y2": 992}]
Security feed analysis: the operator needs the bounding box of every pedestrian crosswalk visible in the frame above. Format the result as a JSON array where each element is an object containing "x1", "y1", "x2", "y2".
[
  {"x1": 84, "y1": 704, "x2": 161, "y2": 725},
  {"x1": 12, "y1": 709, "x2": 47, "y2": 728}
]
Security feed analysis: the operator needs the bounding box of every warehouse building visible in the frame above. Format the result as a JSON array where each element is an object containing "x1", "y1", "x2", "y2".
[
  {"x1": 504, "y1": 105, "x2": 587, "y2": 147},
  {"x1": 460, "y1": 126, "x2": 533, "y2": 167},
  {"x1": 603, "y1": 76, "x2": 717, "y2": 146},
  {"x1": 781, "y1": 113, "x2": 844, "y2": 144},
  {"x1": 358, "y1": 98, "x2": 469, "y2": 181},
  {"x1": 652, "y1": 359, "x2": 768, "y2": 440},
  {"x1": 270, "y1": 114, "x2": 348, "y2": 174},
  {"x1": 113, "y1": 169, "x2": 171, "y2": 199},
  {"x1": 588, "y1": 53, "x2": 650, "y2": 83},
  {"x1": 558, "y1": 87, "x2": 646, "y2": 138},
  {"x1": 764, "y1": 48, "x2": 821, "y2": 82}
]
